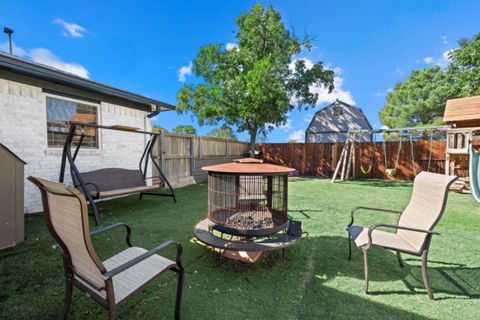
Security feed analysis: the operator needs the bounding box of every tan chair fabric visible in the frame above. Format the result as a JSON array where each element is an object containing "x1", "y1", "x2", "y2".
[
  {"x1": 103, "y1": 247, "x2": 176, "y2": 303},
  {"x1": 38, "y1": 178, "x2": 106, "y2": 290},
  {"x1": 349, "y1": 172, "x2": 457, "y2": 254},
  {"x1": 348, "y1": 226, "x2": 417, "y2": 252},
  {"x1": 396, "y1": 172, "x2": 457, "y2": 251}
]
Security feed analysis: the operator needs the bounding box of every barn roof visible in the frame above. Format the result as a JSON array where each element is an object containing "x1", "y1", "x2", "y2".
[
  {"x1": 306, "y1": 99, "x2": 372, "y2": 134},
  {"x1": 444, "y1": 95, "x2": 480, "y2": 123}
]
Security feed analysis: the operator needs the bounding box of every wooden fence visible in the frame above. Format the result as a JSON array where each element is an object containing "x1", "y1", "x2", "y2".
[
  {"x1": 257, "y1": 141, "x2": 460, "y2": 180},
  {"x1": 153, "y1": 133, "x2": 250, "y2": 186}
]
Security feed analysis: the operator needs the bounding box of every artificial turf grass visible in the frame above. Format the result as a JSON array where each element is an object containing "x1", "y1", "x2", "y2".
[{"x1": 0, "y1": 178, "x2": 479, "y2": 319}]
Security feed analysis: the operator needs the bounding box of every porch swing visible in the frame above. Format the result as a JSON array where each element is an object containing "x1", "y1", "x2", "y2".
[{"x1": 59, "y1": 122, "x2": 176, "y2": 225}]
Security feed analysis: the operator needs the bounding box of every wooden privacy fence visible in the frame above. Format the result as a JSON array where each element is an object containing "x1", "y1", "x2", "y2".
[
  {"x1": 153, "y1": 133, "x2": 250, "y2": 186},
  {"x1": 257, "y1": 141, "x2": 456, "y2": 181}
]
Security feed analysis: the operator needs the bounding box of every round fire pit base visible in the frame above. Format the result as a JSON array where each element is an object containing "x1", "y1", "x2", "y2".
[{"x1": 193, "y1": 218, "x2": 302, "y2": 252}]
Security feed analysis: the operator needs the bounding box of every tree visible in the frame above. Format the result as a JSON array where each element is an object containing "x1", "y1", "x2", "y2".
[
  {"x1": 379, "y1": 32, "x2": 480, "y2": 129},
  {"x1": 449, "y1": 33, "x2": 480, "y2": 96},
  {"x1": 177, "y1": 4, "x2": 334, "y2": 153},
  {"x1": 172, "y1": 124, "x2": 196, "y2": 135},
  {"x1": 151, "y1": 125, "x2": 168, "y2": 134},
  {"x1": 208, "y1": 124, "x2": 237, "y2": 140},
  {"x1": 379, "y1": 66, "x2": 456, "y2": 128}
]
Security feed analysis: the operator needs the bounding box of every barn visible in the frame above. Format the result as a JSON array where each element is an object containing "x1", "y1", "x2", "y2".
[{"x1": 305, "y1": 99, "x2": 372, "y2": 143}]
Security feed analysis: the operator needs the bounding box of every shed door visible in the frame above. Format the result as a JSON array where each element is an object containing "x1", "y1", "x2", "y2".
[{"x1": 0, "y1": 151, "x2": 16, "y2": 249}]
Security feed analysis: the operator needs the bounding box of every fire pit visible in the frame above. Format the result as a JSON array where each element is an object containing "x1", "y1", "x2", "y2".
[{"x1": 193, "y1": 159, "x2": 303, "y2": 263}]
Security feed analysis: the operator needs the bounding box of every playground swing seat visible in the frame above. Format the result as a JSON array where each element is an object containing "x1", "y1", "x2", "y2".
[
  {"x1": 360, "y1": 134, "x2": 375, "y2": 175},
  {"x1": 59, "y1": 122, "x2": 177, "y2": 226},
  {"x1": 383, "y1": 134, "x2": 403, "y2": 176}
]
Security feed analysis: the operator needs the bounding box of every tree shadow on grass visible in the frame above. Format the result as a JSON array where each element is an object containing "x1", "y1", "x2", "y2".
[{"x1": 310, "y1": 236, "x2": 480, "y2": 301}]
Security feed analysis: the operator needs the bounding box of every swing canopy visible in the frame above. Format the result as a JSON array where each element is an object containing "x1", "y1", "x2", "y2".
[{"x1": 59, "y1": 122, "x2": 176, "y2": 225}]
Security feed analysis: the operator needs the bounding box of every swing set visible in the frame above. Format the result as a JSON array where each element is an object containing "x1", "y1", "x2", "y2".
[
  {"x1": 59, "y1": 122, "x2": 176, "y2": 225},
  {"x1": 332, "y1": 125, "x2": 449, "y2": 183}
]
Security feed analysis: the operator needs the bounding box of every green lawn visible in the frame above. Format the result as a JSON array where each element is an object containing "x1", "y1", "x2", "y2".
[{"x1": 1, "y1": 178, "x2": 479, "y2": 319}]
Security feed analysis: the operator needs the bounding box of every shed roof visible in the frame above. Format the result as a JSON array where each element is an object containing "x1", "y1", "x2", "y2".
[
  {"x1": 0, "y1": 52, "x2": 175, "y2": 112},
  {"x1": 0, "y1": 143, "x2": 26, "y2": 164},
  {"x1": 306, "y1": 100, "x2": 372, "y2": 134},
  {"x1": 444, "y1": 96, "x2": 480, "y2": 123}
]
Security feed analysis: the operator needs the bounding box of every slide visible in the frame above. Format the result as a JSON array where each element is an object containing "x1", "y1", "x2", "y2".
[{"x1": 469, "y1": 143, "x2": 480, "y2": 203}]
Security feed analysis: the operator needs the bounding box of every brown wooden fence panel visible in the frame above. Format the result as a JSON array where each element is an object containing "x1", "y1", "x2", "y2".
[{"x1": 258, "y1": 141, "x2": 452, "y2": 180}]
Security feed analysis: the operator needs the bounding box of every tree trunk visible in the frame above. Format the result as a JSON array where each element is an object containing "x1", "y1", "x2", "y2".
[{"x1": 248, "y1": 129, "x2": 257, "y2": 157}]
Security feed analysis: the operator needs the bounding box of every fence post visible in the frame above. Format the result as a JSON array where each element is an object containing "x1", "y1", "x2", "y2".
[
  {"x1": 160, "y1": 131, "x2": 165, "y2": 174},
  {"x1": 226, "y1": 139, "x2": 229, "y2": 158},
  {"x1": 199, "y1": 136, "x2": 203, "y2": 159},
  {"x1": 190, "y1": 135, "x2": 195, "y2": 177}
]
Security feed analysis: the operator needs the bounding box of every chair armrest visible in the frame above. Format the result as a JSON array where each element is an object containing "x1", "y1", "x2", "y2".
[
  {"x1": 366, "y1": 224, "x2": 440, "y2": 247},
  {"x1": 91, "y1": 223, "x2": 132, "y2": 247},
  {"x1": 103, "y1": 240, "x2": 183, "y2": 279},
  {"x1": 348, "y1": 206, "x2": 402, "y2": 227}
]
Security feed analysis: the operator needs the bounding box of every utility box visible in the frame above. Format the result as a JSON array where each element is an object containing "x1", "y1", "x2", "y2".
[{"x1": 0, "y1": 143, "x2": 26, "y2": 250}]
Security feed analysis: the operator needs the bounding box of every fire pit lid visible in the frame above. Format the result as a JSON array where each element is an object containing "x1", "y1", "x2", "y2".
[
  {"x1": 233, "y1": 157, "x2": 264, "y2": 163},
  {"x1": 202, "y1": 162, "x2": 295, "y2": 174}
]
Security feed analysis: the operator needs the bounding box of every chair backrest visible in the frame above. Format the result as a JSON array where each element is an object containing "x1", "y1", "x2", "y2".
[
  {"x1": 397, "y1": 172, "x2": 457, "y2": 251},
  {"x1": 76, "y1": 168, "x2": 146, "y2": 193},
  {"x1": 28, "y1": 177, "x2": 106, "y2": 291}
]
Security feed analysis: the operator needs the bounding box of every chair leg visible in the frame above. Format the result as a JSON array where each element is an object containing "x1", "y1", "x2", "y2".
[
  {"x1": 421, "y1": 250, "x2": 434, "y2": 300},
  {"x1": 108, "y1": 305, "x2": 116, "y2": 320},
  {"x1": 347, "y1": 234, "x2": 352, "y2": 260},
  {"x1": 61, "y1": 279, "x2": 73, "y2": 320},
  {"x1": 396, "y1": 251, "x2": 405, "y2": 268},
  {"x1": 362, "y1": 247, "x2": 369, "y2": 294},
  {"x1": 175, "y1": 267, "x2": 185, "y2": 320}
]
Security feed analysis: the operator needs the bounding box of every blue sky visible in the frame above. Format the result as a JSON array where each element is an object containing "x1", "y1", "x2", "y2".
[{"x1": 1, "y1": 0, "x2": 479, "y2": 142}]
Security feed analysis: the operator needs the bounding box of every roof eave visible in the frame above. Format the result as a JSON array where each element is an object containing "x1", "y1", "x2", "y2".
[{"x1": 0, "y1": 52, "x2": 175, "y2": 112}]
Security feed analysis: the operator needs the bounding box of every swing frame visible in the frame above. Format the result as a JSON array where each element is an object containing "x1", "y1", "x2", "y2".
[
  {"x1": 59, "y1": 121, "x2": 176, "y2": 225},
  {"x1": 332, "y1": 125, "x2": 449, "y2": 183}
]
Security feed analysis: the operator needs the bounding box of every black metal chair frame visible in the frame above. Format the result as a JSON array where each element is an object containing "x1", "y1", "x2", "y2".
[{"x1": 59, "y1": 122, "x2": 176, "y2": 225}]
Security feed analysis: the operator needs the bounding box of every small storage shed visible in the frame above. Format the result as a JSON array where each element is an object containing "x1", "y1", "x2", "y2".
[{"x1": 0, "y1": 143, "x2": 26, "y2": 249}]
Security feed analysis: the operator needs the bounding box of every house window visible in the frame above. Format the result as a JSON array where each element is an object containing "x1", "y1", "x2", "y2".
[{"x1": 46, "y1": 97, "x2": 99, "y2": 148}]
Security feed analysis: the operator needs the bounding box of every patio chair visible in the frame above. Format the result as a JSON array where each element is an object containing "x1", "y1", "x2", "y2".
[
  {"x1": 28, "y1": 176, "x2": 184, "y2": 320},
  {"x1": 346, "y1": 172, "x2": 457, "y2": 299}
]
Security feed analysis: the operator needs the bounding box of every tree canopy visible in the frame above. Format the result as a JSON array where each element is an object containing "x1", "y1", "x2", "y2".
[
  {"x1": 379, "y1": 32, "x2": 480, "y2": 129},
  {"x1": 172, "y1": 125, "x2": 196, "y2": 135},
  {"x1": 208, "y1": 124, "x2": 237, "y2": 140},
  {"x1": 151, "y1": 125, "x2": 168, "y2": 134},
  {"x1": 177, "y1": 4, "x2": 334, "y2": 151}
]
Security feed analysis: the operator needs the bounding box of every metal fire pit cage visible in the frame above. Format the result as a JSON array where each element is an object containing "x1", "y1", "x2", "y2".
[
  {"x1": 208, "y1": 170, "x2": 288, "y2": 237},
  {"x1": 193, "y1": 160, "x2": 302, "y2": 263},
  {"x1": 205, "y1": 160, "x2": 293, "y2": 236}
]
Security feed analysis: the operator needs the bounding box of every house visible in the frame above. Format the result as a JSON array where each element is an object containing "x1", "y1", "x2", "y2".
[
  {"x1": 0, "y1": 52, "x2": 174, "y2": 213},
  {"x1": 305, "y1": 99, "x2": 372, "y2": 143}
]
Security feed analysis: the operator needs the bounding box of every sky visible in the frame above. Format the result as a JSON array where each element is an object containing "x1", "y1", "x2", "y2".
[{"x1": 1, "y1": 0, "x2": 479, "y2": 142}]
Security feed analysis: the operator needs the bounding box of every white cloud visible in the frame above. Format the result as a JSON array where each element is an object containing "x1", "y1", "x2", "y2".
[
  {"x1": 441, "y1": 35, "x2": 448, "y2": 45},
  {"x1": 226, "y1": 42, "x2": 238, "y2": 51},
  {"x1": 289, "y1": 58, "x2": 355, "y2": 105},
  {"x1": 178, "y1": 61, "x2": 193, "y2": 83},
  {"x1": 288, "y1": 130, "x2": 304, "y2": 142},
  {"x1": 0, "y1": 41, "x2": 26, "y2": 56},
  {"x1": 394, "y1": 68, "x2": 404, "y2": 76},
  {"x1": 0, "y1": 42, "x2": 89, "y2": 78},
  {"x1": 423, "y1": 49, "x2": 454, "y2": 68},
  {"x1": 54, "y1": 18, "x2": 86, "y2": 38},
  {"x1": 29, "y1": 48, "x2": 89, "y2": 78},
  {"x1": 424, "y1": 56, "x2": 434, "y2": 64}
]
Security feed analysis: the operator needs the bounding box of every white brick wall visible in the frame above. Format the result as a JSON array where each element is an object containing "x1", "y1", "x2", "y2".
[{"x1": 0, "y1": 78, "x2": 152, "y2": 213}]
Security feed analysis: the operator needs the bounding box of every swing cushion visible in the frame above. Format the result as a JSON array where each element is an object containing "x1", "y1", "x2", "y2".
[{"x1": 75, "y1": 168, "x2": 161, "y2": 199}]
